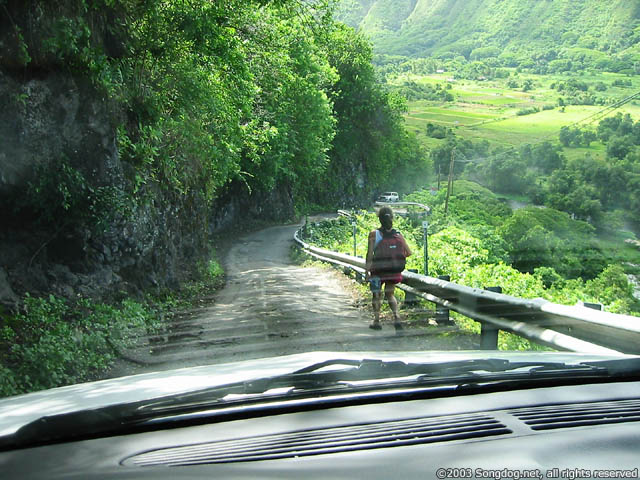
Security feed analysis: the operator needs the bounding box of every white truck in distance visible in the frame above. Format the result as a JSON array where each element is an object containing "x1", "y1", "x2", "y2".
[{"x1": 377, "y1": 192, "x2": 399, "y2": 202}]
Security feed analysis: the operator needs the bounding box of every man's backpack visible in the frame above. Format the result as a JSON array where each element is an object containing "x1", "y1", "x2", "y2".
[{"x1": 372, "y1": 229, "x2": 406, "y2": 274}]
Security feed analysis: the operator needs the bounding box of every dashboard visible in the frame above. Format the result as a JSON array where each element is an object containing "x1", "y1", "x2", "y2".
[{"x1": 2, "y1": 380, "x2": 640, "y2": 479}]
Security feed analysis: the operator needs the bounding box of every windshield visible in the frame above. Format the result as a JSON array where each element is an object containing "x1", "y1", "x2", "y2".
[{"x1": 1, "y1": 0, "x2": 640, "y2": 433}]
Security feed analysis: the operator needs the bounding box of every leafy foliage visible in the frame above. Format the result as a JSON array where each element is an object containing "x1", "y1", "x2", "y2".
[
  {"x1": 389, "y1": 81, "x2": 455, "y2": 102},
  {"x1": 0, "y1": 246, "x2": 226, "y2": 397},
  {"x1": 500, "y1": 207, "x2": 606, "y2": 279},
  {"x1": 0, "y1": 294, "x2": 162, "y2": 396},
  {"x1": 15, "y1": 157, "x2": 128, "y2": 232},
  {"x1": 314, "y1": 23, "x2": 430, "y2": 206},
  {"x1": 5, "y1": 0, "x2": 424, "y2": 215}
]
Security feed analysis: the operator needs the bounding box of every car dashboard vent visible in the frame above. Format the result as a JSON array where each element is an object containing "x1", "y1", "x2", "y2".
[
  {"x1": 509, "y1": 399, "x2": 640, "y2": 431},
  {"x1": 124, "y1": 413, "x2": 510, "y2": 466}
]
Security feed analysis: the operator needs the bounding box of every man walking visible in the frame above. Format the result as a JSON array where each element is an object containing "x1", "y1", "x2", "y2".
[{"x1": 365, "y1": 206, "x2": 412, "y2": 330}]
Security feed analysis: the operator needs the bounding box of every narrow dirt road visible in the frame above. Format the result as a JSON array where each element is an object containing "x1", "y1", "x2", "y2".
[{"x1": 109, "y1": 219, "x2": 471, "y2": 377}]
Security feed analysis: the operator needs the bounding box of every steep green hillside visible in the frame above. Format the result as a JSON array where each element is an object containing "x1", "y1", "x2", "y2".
[{"x1": 336, "y1": 0, "x2": 640, "y2": 71}]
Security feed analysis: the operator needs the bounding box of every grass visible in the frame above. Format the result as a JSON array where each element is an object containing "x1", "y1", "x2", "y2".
[
  {"x1": 563, "y1": 143, "x2": 607, "y2": 162},
  {"x1": 401, "y1": 71, "x2": 640, "y2": 152},
  {"x1": 399, "y1": 70, "x2": 640, "y2": 276},
  {"x1": 402, "y1": 71, "x2": 640, "y2": 269},
  {"x1": 475, "y1": 106, "x2": 601, "y2": 144}
]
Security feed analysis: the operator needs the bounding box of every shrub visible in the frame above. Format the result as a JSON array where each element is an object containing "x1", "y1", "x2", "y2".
[{"x1": 0, "y1": 294, "x2": 162, "y2": 397}]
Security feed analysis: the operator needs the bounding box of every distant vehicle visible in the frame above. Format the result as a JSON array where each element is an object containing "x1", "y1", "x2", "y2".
[{"x1": 377, "y1": 192, "x2": 399, "y2": 202}]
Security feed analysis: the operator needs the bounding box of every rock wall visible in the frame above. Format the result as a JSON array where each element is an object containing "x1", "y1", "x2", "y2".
[
  {"x1": 0, "y1": 70, "x2": 121, "y2": 197},
  {"x1": 209, "y1": 180, "x2": 295, "y2": 233}
]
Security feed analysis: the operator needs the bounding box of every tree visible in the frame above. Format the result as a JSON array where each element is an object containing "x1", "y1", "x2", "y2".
[
  {"x1": 247, "y1": 6, "x2": 337, "y2": 199},
  {"x1": 530, "y1": 142, "x2": 565, "y2": 173},
  {"x1": 426, "y1": 123, "x2": 448, "y2": 139},
  {"x1": 559, "y1": 126, "x2": 575, "y2": 147},
  {"x1": 501, "y1": 215, "x2": 558, "y2": 274},
  {"x1": 606, "y1": 135, "x2": 634, "y2": 160},
  {"x1": 586, "y1": 265, "x2": 636, "y2": 314},
  {"x1": 581, "y1": 130, "x2": 596, "y2": 147},
  {"x1": 559, "y1": 127, "x2": 596, "y2": 148},
  {"x1": 315, "y1": 22, "x2": 428, "y2": 205},
  {"x1": 500, "y1": 206, "x2": 601, "y2": 279},
  {"x1": 546, "y1": 167, "x2": 602, "y2": 223},
  {"x1": 483, "y1": 155, "x2": 528, "y2": 193}
]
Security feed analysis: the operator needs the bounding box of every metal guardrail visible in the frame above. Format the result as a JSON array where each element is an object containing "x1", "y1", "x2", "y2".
[{"x1": 294, "y1": 226, "x2": 640, "y2": 355}]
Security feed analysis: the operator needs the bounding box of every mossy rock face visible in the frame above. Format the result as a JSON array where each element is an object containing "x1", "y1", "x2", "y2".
[{"x1": 0, "y1": 72, "x2": 120, "y2": 198}]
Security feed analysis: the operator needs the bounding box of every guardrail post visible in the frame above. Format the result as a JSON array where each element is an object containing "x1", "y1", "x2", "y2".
[
  {"x1": 352, "y1": 219, "x2": 357, "y2": 257},
  {"x1": 403, "y1": 269, "x2": 419, "y2": 307},
  {"x1": 435, "y1": 275, "x2": 451, "y2": 324},
  {"x1": 584, "y1": 302, "x2": 603, "y2": 311},
  {"x1": 480, "y1": 287, "x2": 501, "y2": 350},
  {"x1": 422, "y1": 221, "x2": 429, "y2": 276}
]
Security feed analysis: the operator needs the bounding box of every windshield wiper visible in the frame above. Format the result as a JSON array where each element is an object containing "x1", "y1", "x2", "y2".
[
  {"x1": 129, "y1": 358, "x2": 611, "y2": 414},
  {"x1": 2, "y1": 357, "x2": 638, "y2": 450}
]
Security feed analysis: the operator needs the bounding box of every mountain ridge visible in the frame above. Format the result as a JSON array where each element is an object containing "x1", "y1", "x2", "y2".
[{"x1": 336, "y1": 0, "x2": 640, "y2": 68}]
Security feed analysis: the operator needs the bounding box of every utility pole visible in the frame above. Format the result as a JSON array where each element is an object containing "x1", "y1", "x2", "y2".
[
  {"x1": 352, "y1": 218, "x2": 357, "y2": 257},
  {"x1": 444, "y1": 148, "x2": 455, "y2": 215}
]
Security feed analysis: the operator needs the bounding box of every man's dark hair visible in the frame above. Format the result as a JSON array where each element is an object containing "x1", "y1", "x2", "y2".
[{"x1": 378, "y1": 206, "x2": 393, "y2": 230}]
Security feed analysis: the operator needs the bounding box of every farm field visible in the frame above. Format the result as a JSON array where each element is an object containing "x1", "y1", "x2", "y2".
[{"x1": 397, "y1": 71, "x2": 640, "y2": 155}]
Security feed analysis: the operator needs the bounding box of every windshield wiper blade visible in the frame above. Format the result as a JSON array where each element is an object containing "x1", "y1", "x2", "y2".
[
  {"x1": 136, "y1": 358, "x2": 516, "y2": 412},
  {"x1": 143, "y1": 358, "x2": 565, "y2": 405}
]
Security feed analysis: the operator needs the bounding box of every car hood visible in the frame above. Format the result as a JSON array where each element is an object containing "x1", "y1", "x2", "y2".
[{"x1": 0, "y1": 350, "x2": 635, "y2": 437}]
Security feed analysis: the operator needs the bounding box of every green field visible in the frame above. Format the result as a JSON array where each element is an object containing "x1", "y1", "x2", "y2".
[
  {"x1": 407, "y1": 107, "x2": 501, "y2": 126},
  {"x1": 399, "y1": 71, "x2": 640, "y2": 153}
]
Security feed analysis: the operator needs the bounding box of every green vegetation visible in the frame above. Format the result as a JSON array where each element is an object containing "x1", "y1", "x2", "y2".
[
  {"x1": 304, "y1": 182, "x2": 640, "y2": 316},
  {"x1": 0, "y1": 294, "x2": 162, "y2": 396},
  {"x1": 337, "y1": 2, "x2": 640, "y2": 339},
  {"x1": 15, "y1": 157, "x2": 128, "y2": 233},
  {"x1": 1, "y1": 0, "x2": 433, "y2": 395},
  {"x1": 3, "y1": 0, "x2": 640, "y2": 388},
  {"x1": 393, "y1": 69, "x2": 640, "y2": 238},
  {"x1": 0, "y1": 253, "x2": 225, "y2": 397},
  {"x1": 401, "y1": 72, "x2": 640, "y2": 143},
  {"x1": 2, "y1": 0, "x2": 429, "y2": 215},
  {"x1": 352, "y1": 2, "x2": 640, "y2": 250}
]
